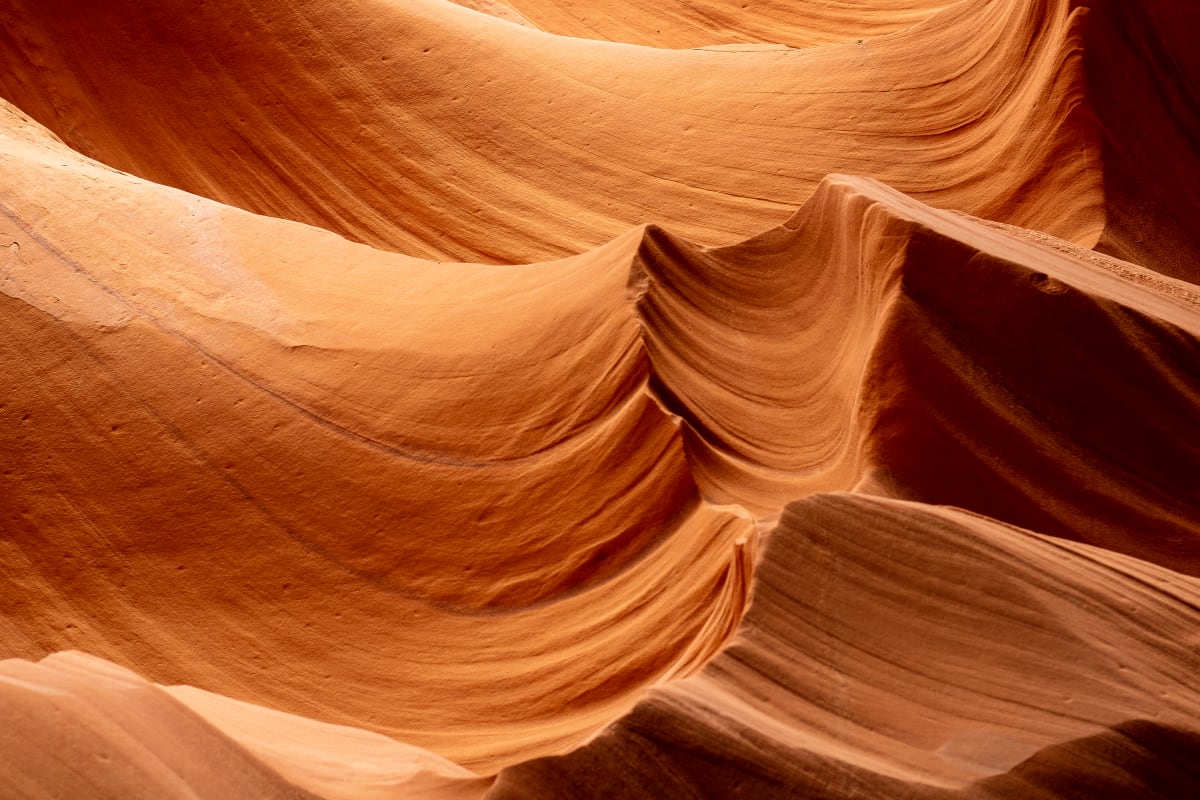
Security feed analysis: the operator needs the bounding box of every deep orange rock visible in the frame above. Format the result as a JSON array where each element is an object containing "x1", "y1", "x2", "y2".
[{"x1": 2, "y1": 1, "x2": 1199, "y2": 798}]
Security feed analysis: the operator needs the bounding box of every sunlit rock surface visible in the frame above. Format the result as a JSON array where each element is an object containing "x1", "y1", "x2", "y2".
[{"x1": 2, "y1": 1, "x2": 1198, "y2": 798}]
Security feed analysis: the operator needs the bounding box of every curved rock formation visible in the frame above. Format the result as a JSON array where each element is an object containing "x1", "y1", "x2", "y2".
[
  {"x1": 0, "y1": 97, "x2": 753, "y2": 772},
  {"x1": 2, "y1": 0, "x2": 1199, "y2": 797},
  {"x1": 490, "y1": 494, "x2": 1200, "y2": 799},
  {"x1": 0, "y1": 0, "x2": 1104, "y2": 261},
  {"x1": 0, "y1": 651, "x2": 486, "y2": 799},
  {"x1": 451, "y1": 0, "x2": 957, "y2": 49}
]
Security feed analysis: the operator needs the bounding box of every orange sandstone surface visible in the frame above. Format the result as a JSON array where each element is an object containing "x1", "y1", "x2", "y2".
[{"x1": 1, "y1": 1, "x2": 1199, "y2": 798}]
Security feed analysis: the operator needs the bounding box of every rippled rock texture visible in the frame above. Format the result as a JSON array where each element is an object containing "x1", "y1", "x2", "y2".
[{"x1": 1, "y1": 1, "x2": 1198, "y2": 798}]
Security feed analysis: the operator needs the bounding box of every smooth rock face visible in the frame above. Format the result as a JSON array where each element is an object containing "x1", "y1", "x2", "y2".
[
  {"x1": 490, "y1": 495, "x2": 1200, "y2": 798},
  {"x1": 1, "y1": 1, "x2": 1198, "y2": 799}
]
